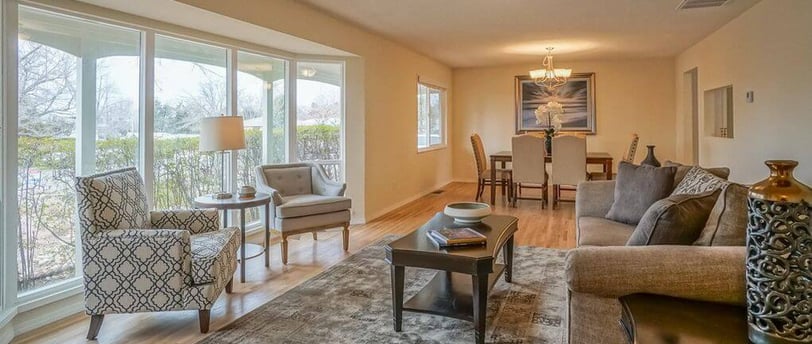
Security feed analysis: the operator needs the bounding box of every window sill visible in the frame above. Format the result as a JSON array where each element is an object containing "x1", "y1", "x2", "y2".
[{"x1": 417, "y1": 145, "x2": 447, "y2": 154}]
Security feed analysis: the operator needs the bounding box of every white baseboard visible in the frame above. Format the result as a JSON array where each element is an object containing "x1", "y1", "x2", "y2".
[
  {"x1": 0, "y1": 308, "x2": 16, "y2": 344},
  {"x1": 12, "y1": 293, "x2": 84, "y2": 337},
  {"x1": 366, "y1": 180, "x2": 452, "y2": 221}
]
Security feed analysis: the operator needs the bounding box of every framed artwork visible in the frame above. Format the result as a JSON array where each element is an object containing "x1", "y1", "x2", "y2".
[{"x1": 514, "y1": 72, "x2": 596, "y2": 134}]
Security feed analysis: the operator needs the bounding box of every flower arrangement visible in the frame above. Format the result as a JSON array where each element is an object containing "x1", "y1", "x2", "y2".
[{"x1": 534, "y1": 101, "x2": 563, "y2": 138}]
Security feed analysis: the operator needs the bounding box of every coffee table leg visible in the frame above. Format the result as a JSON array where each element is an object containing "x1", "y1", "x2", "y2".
[
  {"x1": 472, "y1": 273, "x2": 488, "y2": 344},
  {"x1": 390, "y1": 265, "x2": 404, "y2": 332},
  {"x1": 504, "y1": 236, "x2": 514, "y2": 283}
]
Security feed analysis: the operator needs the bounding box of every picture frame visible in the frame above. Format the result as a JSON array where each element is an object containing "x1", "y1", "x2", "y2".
[{"x1": 514, "y1": 72, "x2": 596, "y2": 134}]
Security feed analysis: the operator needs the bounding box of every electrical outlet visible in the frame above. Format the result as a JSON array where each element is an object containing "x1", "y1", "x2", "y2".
[{"x1": 746, "y1": 91, "x2": 754, "y2": 103}]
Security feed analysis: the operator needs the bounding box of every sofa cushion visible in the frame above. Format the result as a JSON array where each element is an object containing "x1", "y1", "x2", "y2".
[
  {"x1": 263, "y1": 166, "x2": 313, "y2": 196},
  {"x1": 695, "y1": 183, "x2": 749, "y2": 246},
  {"x1": 577, "y1": 216, "x2": 635, "y2": 246},
  {"x1": 665, "y1": 161, "x2": 730, "y2": 188},
  {"x1": 190, "y1": 227, "x2": 240, "y2": 285},
  {"x1": 671, "y1": 166, "x2": 730, "y2": 196},
  {"x1": 276, "y1": 194, "x2": 352, "y2": 218},
  {"x1": 605, "y1": 162, "x2": 677, "y2": 225},
  {"x1": 627, "y1": 190, "x2": 720, "y2": 245}
]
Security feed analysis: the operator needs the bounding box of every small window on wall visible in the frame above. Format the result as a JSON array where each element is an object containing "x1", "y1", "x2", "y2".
[
  {"x1": 704, "y1": 85, "x2": 734, "y2": 138},
  {"x1": 417, "y1": 82, "x2": 446, "y2": 150}
]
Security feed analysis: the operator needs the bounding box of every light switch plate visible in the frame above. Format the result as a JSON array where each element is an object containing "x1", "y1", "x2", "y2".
[{"x1": 746, "y1": 91, "x2": 754, "y2": 103}]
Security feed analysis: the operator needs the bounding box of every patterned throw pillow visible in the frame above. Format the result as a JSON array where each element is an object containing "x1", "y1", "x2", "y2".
[{"x1": 671, "y1": 166, "x2": 730, "y2": 196}]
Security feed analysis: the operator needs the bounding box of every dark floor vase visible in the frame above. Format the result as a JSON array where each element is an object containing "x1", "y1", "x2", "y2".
[
  {"x1": 641, "y1": 145, "x2": 660, "y2": 167},
  {"x1": 746, "y1": 160, "x2": 812, "y2": 344}
]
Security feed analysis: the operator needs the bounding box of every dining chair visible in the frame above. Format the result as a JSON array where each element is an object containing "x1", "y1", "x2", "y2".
[
  {"x1": 470, "y1": 133, "x2": 512, "y2": 202},
  {"x1": 551, "y1": 135, "x2": 587, "y2": 208},
  {"x1": 510, "y1": 134, "x2": 547, "y2": 208}
]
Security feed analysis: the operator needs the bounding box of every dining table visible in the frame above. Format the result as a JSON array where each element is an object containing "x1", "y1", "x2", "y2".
[{"x1": 488, "y1": 151, "x2": 614, "y2": 205}]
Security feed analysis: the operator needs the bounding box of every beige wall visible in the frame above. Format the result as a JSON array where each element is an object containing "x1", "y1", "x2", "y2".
[
  {"x1": 177, "y1": 0, "x2": 454, "y2": 221},
  {"x1": 452, "y1": 59, "x2": 676, "y2": 181},
  {"x1": 675, "y1": 0, "x2": 812, "y2": 184}
]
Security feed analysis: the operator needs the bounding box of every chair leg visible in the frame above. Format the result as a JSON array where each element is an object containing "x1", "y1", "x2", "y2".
[
  {"x1": 225, "y1": 277, "x2": 233, "y2": 294},
  {"x1": 475, "y1": 179, "x2": 483, "y2": 201},
  {"x1": 199, "y1": 309, "x2": 210, "y2": 333},
  {"x1": 312, "y1": 232, "x2": 318, "y2": 240},
  {"x1": 281, "y1": 235, "x2": 289, "y2": 265},
  {"x1": 87, "y1": 314, "x2": 104, "y2": 340},
  {"x1": 342, "y1": 224, "x2": 350, "y2": 251}
]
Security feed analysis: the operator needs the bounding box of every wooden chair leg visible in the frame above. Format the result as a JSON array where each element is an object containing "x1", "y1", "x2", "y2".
[
  {"x1": 281, "y1": 235, "x2": 289, "y2": 265},
  {"x1": 199, "y1": 309, "x2": 210, "y2": 333},
  {"x1": 475, "y1": 179, "x2": 483, "y2": 201},
  {"x1": 225, "y1": 277, "x2": 233, "y2": 294},
  {"x1": 312, "y1": 232, "x2": 318, "y2": 240},
  {"x1": 342, "y1": 224, "x2": 350, "y2": 251},
  {"x1": 87, "y1": 314, "x2": 104, "y2": 340}
]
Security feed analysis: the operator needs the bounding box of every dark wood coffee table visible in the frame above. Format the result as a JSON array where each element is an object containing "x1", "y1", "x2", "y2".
[{"x1": 385, "y1": 213, "x2": 518, "y2": 344}]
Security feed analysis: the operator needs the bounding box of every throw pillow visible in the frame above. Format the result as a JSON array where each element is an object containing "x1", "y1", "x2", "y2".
[
  {"x1": 671, "y1": 166, "x2": 730, "y2": 196},
  {"x1": 664, "y1": 161, "x2": 730, "y2": 187},
  {"x1": 694, "y1": 183, "x2": 749, "y2": 246},
  {"x1": 605, "y1": 162, "x2": 677, "y2": 225},
  {"x1": 626, "y1": 189, "x2": 721, "y2": 246}
]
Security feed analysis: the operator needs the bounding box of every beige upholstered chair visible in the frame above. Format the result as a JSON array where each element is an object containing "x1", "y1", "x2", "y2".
[
  {"x1": 510, "y1": 134, "x2": 547, "y2": 207},
  {"x1": 551, "y1": 135, "x2": 587, "y2": 208},
  {"x1": 256, "y1": 162, "x2": 351, "y2": 265},
  {"x1": 470, "y1": 133, "x2": 512, "y2": 202},
  {"x1": 75, "y1": 167, "x2": 239, "y2": 339}
]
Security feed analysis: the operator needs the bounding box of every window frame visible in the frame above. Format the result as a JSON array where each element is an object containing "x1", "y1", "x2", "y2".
[
  {"x1": 4, "y1": 0, "x2": 349, "y2": 319},
  {"x1": 416, "y1": 81, "x2": 447, "y2": 152}
]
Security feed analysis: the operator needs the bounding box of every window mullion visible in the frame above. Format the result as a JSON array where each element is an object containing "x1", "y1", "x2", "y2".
[
  {"x1": 287, "y1": 61, "x2": 297, "y2": 162},
  {"x1": 140, "y1": 31, "x2": 155, "y2": 208}
]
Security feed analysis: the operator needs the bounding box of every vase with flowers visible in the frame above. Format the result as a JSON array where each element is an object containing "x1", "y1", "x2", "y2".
[{"x1": 534, "y1": 101, "x2": 564, "y2": 154}]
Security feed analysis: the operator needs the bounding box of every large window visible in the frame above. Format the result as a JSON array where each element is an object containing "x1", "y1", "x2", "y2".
[
  {"x1": 16, "y1": 7, "x2": 141, "y2": 293},
  {"x1": 416, "y1": 82, "x2": 445, "y2": 150},
  {"x1": 153, "y1": 35, "x2": 227, "y2": 210},
  {"x1": 10, "y1": 5, "x2": 346, "y2": 298},
  {"x1": 296, "y1": 62, "x2": 343, "y2": 180}
]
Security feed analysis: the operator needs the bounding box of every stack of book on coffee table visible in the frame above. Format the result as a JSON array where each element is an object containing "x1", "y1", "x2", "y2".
[{"x1": 426, "y1": 227, "x2": 487, "y2": 247}]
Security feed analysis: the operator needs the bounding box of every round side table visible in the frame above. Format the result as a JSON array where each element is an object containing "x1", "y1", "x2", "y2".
[{"x1": 194, "y1": 193, "x2": 271, "y2": 283}]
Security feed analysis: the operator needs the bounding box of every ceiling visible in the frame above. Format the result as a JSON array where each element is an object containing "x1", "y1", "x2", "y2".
[{"x1": 298, "y1": 0, "x2": 760, "y2": 67}]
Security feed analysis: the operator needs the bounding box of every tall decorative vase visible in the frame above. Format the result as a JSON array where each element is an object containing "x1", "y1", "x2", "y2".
[
  {"x1": 641, "y1": 145, "x2": 661, "y2": 167},
  {"x1": 746, "y1": 160, "x2": 812, "y2": 344},
  {"x1": 544, "y1": 135, "x2": 553, "y2": 155}
]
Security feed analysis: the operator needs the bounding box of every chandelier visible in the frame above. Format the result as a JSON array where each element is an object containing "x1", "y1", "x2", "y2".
[{"x1": 529, "y1": 47, "x2": 572, "y2": 90}]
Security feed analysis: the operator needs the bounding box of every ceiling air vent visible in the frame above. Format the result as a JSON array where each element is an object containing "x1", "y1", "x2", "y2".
[{"x1": 676, "y1": 0, "x2": 729, "y2": 10}]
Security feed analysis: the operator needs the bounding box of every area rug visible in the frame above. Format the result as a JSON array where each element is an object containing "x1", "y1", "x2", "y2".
[{"x1": 199, "y1": 236, "x2": 568, "y2": 344}]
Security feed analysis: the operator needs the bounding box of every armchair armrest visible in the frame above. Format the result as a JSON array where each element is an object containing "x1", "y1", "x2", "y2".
[
  {"x1": 311, "y1": 164, "x2": 346, "y2": 196},
  {"x1": 575, "y1": 180, "x2": 615, "y2": 219},
  {"x1": 81, "y1": 229, "x2": 192, "y2": 313},
  {"x1": 149, "y1": 209, "x2": 220, "y2": 234},
  {"x1": 565, "y1": 246, "x2": 746, "y2": 305}
]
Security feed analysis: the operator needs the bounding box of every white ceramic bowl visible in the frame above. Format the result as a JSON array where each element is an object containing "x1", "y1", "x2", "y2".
[{"x1": 444, "y1": 202, "x2": 492, "y2": 224}]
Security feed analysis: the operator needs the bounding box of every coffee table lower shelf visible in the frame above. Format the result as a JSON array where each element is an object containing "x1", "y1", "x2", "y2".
[{"x1": 403, "y1": 263, "x2": 506, "y2": 321}]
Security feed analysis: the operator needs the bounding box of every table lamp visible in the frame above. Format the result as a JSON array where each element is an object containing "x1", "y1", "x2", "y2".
[{"x1": 199, "y1": 115, "x2": 246, "y2": 199}]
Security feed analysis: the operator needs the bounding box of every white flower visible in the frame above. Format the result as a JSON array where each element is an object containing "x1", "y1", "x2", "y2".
[{"x1": 534, "y1": 101, "x2": 564, "y2": 128}]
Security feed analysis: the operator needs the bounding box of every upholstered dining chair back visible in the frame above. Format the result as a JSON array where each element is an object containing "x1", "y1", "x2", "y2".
[
  {"x1": 511, "y1": 134, "x2": 546, "y2": 184},
  {"x1": 623, "y1": 133, "x2": 640, "y2": 163},
  {"x1": 551, "y1": 135, "x2": 587, "y2": 186},
  {"x1": 470, "y1": 133, "x2": 488, "y2": 176}
]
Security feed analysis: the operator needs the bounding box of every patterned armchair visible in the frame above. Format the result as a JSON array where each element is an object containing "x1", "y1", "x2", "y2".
[
  {"x1": 256, "y1": 162, "x2": 351, "y2": 265},
  {"x1": 75, "y1": 167, "x2": 240, "y2": 340}
]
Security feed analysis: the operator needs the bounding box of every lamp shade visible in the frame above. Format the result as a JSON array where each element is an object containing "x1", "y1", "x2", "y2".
[{"x1": 199, "y1": 116, "x2": 246, "y2": 152}]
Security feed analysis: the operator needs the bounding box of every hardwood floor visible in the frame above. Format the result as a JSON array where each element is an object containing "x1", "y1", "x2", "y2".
[{"x1": 13, "y1": 182, "x2": 576, "y2": 344}]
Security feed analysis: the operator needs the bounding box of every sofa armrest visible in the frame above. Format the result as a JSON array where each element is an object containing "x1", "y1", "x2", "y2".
[
  {"x1": 565, "y1": 246, "x2": 746, "y2": 305},
  {"x1": 149, "y1": 209, "x2": 219, "y2": 234},
  {"x1": 575, "y1": 181, "x2": 615, "y2": 219}
]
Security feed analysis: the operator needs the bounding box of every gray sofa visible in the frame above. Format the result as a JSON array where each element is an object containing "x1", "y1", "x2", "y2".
[{"x1": 565, "y1": 180, "x2": 747, "y2": 343}]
